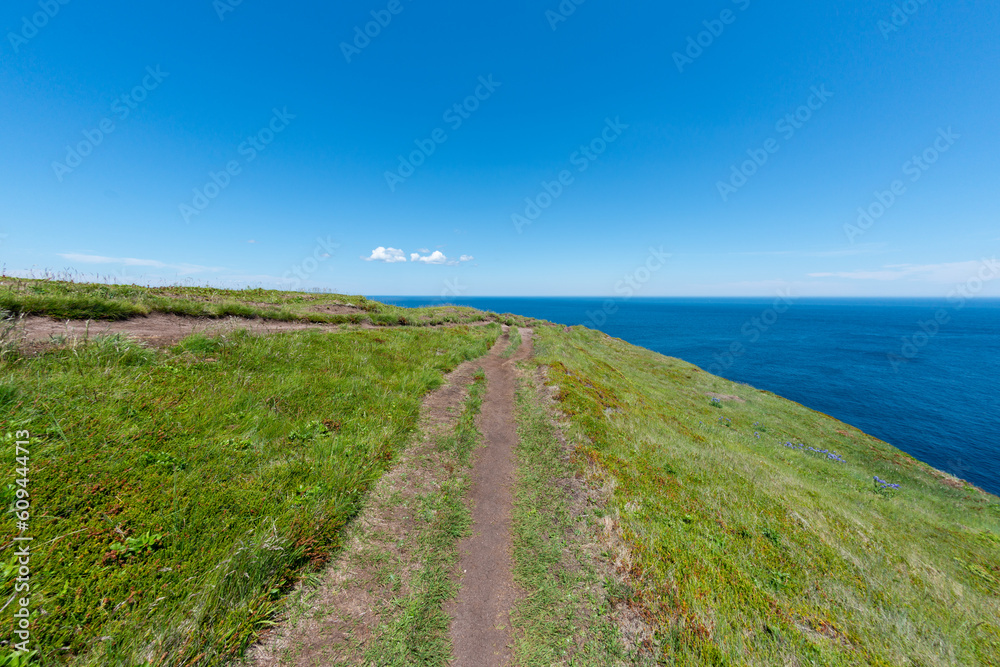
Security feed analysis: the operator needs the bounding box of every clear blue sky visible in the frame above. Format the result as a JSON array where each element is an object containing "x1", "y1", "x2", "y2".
[{"x1": 2, "y1": 1, "x2": 998, "y2": 297}]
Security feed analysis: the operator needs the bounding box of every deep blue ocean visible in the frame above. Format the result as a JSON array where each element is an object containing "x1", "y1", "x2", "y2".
[{"x1": 372, "y1": 296, "x2": 1000, "y2": 496}]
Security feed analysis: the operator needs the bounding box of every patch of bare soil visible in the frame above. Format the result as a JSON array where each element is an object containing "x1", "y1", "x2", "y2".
[
  {"x1": 241, "y1": 335, "x2": 502, "y2": 666},
  {"x1": 16, "y1": 313, "x2": 357, "y2": 349},
  {"x1": 306, "y1": 303, "x2": 364, "y2": 314},
  {"x1": 445, "y1": 328, "x2": 533, "y2": 667},
  {"x1": 14, "y1": 314, "x2": 501, "y2": 353},
  {"x1": 706, "y1": 392, "x2": 746, "y2": 403}
]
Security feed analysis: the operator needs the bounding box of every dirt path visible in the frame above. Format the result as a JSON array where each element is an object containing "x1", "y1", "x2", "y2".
[
  {"x1": 446, "y1": 327, "x2": 533, "y2": 666},
  {"x1": 14, "y1": 313, "x2": 357, "y2": 348},
  {"x1": 242, "y1": 329, "x2": 506, "y2": 666},
  {"x1": 11, "y1": 312, "x2": 496, "y2": 350}
]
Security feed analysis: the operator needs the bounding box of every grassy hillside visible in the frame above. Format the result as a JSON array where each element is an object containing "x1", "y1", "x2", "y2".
[
  {"x1": 0, "y1": 317, "x2": 498, "y2": 664},
  {"x1": 533, "y1": 326, "x2": 1000, "y2": 665},
  {"x1": 0, "y1": 278, "x2": 512, "y2": 327},
  {"x1": 2, "y1": 281, "x2": 997, "y2": 665}
]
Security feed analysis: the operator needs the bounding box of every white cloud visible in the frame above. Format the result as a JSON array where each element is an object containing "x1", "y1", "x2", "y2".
[
  {"x1": 366, "y1": 247, "x2": 473, "y2": 266},
  {"x1": 808, "y1": 260, "x2": 997, "y2": 283},
  {"x1": 363, "y1": 247, "x2": 407, "y2": 263},
  {"x1": 58, "y1": 253, "x2": 222, "y2": 275},
  {"x1": 247, "y1": 239, "x2": 257, "y2": 244},
  {"x1": 413, "y1": 251, "x2": 448, "y2": 265}
]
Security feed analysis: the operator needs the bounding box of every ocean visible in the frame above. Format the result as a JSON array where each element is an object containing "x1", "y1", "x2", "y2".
[{"x1": 371, "y1": 296, "x2": 1000, "y2": 496}]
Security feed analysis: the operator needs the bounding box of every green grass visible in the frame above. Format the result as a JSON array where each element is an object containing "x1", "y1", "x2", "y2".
[
  {"x1": 363, "y1": 369, "x2": 486, "y2": 665},
  {"x1": 510, "y1": 373, "x2": 635, "y2": 665},
  {"x1": 0, "y1": 278, "x2": 499, "y2": 327},
  {"x1": 5, "y1": 280, "x2": 998, "y2": 665},
  {"x1": 0, "y1": 324, "x2": 499, "y2": 665},
  {"x1": 501, "y1": 327, "x2": 522, "y2": 359},
  {"x1": 531, "y1": 325, "x2": 1000, "y2": 666}
]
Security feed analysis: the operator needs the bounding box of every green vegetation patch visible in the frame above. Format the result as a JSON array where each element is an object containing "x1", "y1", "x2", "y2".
[
  {"x1": 501, "y1": 327, "x2": 522, "y2": 359},
  {"x1": 532, "y1": 325, "x2": 1000, "y2": 666},
  {"x1": 510, "y1": 373, "x2": 636, "y2": 665},
  {"x1": 0, "y1": 324, "x2": 499, "y2": 665},
  {"x1": 0, "y1": 279, "x2": 499, "y2": 327}
]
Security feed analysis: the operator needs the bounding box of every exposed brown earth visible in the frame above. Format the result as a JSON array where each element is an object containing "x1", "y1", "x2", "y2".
[
  {"x1": 705, "y1": 392, "x2": 746, "y2": 403},
  {"x1": 15, "y1": 313, "x2": 357, "y2": 348},
  {"x1": 11, "y1": 313, "x2": 501, "y2": 352},
  {"x1": 305, "y1": 303, "x2": 365, "y2": 314},
  {"x1": 446, "y1": 328, "x2": 533, "y2": 667}
]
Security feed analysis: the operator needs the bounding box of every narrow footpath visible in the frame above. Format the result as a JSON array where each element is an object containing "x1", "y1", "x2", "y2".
[{"x1": 446, "y1": 327, "x2": 534, "y2": 666}]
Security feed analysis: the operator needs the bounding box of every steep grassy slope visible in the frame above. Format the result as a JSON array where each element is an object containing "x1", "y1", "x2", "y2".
[
  {"x1": 532, "y1": 326, "x2": 1000, "y2": 665},
  {"x1": 0, "y1": 324, "x2": 498, "y2": 665}
]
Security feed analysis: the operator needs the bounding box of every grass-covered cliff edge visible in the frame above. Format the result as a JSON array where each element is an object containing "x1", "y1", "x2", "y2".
[{"x1": 1, "y1": 279, "x2": 998, "y2": 666}]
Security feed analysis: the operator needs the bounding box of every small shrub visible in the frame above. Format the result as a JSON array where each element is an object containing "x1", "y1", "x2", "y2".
[
  {"x1": 173, "y1": 333, "x2": 228, "y2": 355},
  {"x1": 111, "y1": 531, "x2": 164, "y2": 557},
  {"x1": 289, "y1": 420, "x2": 331, "y2": 442},
  {"x1": 142, "y1": 451, "x2": 187, "y2": 471},
  {"x1": 82, "y1": 335, "x2": 155, "y2": 366}
]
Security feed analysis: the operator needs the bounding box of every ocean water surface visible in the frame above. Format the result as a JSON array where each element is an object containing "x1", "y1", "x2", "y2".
[{"x1": 372, "y1": 296, "x2": 1000, "y2": 496}]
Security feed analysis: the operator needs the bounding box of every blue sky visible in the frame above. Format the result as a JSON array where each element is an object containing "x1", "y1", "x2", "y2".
[{"x1": 2, "y1": 0, "x2": 998, "y2": 297}]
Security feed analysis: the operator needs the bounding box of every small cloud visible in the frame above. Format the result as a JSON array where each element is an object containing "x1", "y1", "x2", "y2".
[
  {"x1": 459, "y1": 255, "x2": 474, "y2": 262},
  {"x1": 416, "y1": 248, "x2": 429, "y2": 254},
  {"x1": 363, "y1": 247, "x2": 407, "y2": 263},
  {"x1": 413, "y1": 251, "x2": 448, "y2": 265},
  {"x1": 247, "y1": 239, "x2": 257, "y2": 244}
]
